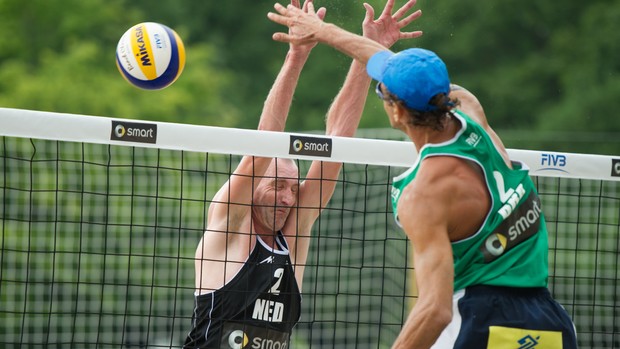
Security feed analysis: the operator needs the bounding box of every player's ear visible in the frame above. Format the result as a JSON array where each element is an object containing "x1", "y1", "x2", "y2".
[{"x1": 391, "y1": 102, "x2": 407, "y2": 125}]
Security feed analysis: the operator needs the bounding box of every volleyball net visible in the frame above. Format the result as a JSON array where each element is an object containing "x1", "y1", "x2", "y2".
[{"x1": 1, "y1": 107, "x2": 619, "y2": 348}]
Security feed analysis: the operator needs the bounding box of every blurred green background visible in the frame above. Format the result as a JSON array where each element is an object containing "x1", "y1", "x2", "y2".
[
  {"x1": 0, "y1": 0, "x2": 619, "y2": 154},
  {"x1": 1, "y1": 2, "x2": 619, "y2": 347}
]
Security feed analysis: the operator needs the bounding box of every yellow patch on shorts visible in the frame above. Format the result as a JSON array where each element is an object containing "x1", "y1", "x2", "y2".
[{"x1": 487, "y1": 326, "x2": 562, "y2": 349}]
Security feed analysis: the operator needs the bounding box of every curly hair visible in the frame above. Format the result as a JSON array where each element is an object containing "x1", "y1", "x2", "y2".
[{"x1": 395, "y1": 93, "x2": 459, "y2": 131}]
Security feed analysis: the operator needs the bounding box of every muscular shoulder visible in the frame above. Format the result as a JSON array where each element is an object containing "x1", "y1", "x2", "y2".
[
  {"x1": 415, "y1": 156, "x2": 489, "y2": 199},
  {"x1": 400, "y1": 157, "x2": 464, "y2": 214},
  {"x1": 416, "y1": 156, "x2": 467, "y2": 188},
  {"x1": 202, "y1": 212, "x2": 254, "y2": 263},
  {"x1": 450, "y1": 84, "x2": 512, "y2": 167},
  {"x1": 396, "y1": 157, "x2": 460, "y2": 245},
  {"x1": 449, "y1": 84, "x2": 489, "y2": 129},
  {"x1": 402, "y1": 156, "x2": 490, "y2": 241}
]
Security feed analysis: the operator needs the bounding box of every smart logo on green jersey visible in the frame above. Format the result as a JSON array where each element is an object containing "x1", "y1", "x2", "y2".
[{"x1": 480, "y1": 172, "x2": 542, "y2": 262}]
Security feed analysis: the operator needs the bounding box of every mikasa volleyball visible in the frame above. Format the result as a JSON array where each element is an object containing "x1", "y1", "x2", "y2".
[{"x1": 116, "y1": 22, "x2": 186, "y2": 90}]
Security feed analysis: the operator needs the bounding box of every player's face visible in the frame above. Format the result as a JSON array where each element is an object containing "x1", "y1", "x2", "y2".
[
  {"x1": 376, "y1": 82, "x2": 402, "y2": 129},
  {"x1": 253, "y1": 159, "x2": 299, "y2": 232}
]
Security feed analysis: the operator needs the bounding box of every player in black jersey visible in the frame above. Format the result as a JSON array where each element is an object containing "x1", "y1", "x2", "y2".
[{"x1": 184, "y1": 0, "x2": 423, "y2": 347}]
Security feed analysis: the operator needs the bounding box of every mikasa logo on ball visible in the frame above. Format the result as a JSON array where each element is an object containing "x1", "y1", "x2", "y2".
[
  {"x1": 134, "y1": 24, "x2": 152, "y2": 68},
  {"x1": 116, "y1": 22, "x2": 186, "y2": 90},
  {"x1": 110, "y1": 120, "x2": 157, "y2": 144}
]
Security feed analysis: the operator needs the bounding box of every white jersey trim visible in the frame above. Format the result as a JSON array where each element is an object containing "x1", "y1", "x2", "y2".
[
  {"x1": 257, "y1": 232, "x2": 290, "y2": 255},
  {"x1": 393, "y1": 111, "x2": 466, "y2": 183}
]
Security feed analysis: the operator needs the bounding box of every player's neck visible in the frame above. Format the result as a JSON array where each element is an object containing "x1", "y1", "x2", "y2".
[
  {"x1": 407, "y1": 115, "x2": 460, "y2": 151},
  {"x1": 254, "y1": 228, "x2": 282, "y2": 251}
]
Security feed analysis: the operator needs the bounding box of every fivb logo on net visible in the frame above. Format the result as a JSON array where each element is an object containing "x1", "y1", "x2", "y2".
[{"x1": 110, "y1": 120, "x2": 157, "y2": 144}]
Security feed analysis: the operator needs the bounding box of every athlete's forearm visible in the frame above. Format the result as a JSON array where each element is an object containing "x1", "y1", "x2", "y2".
[
  {"x1": 315, "y1": 23, "x2": 387, "y2": 66},
  {"x1": 257, "y1": 49, "x2": 311, "y2": 132},
  {"x1": 391, "y1": 302, "x2": 451, "y2": 349},
  {"x1": 325, "y1": 60, "x2": 371, "y2": 137}
]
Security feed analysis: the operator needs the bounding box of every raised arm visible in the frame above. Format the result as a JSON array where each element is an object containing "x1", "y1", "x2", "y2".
[
  {"x1": 449, "y1": 84, "x2": 512, "y2": 167},
  {"x1": 204, "y1": 0, "x2": 326, "y2": 244},
  {"x1": 195, "y1": 0, "x2": 326, "y2": 293},
  {"x1": 391, "y1": 158, "x2": 456, "y2": 349},
  {"x1": 286, "y1": 0, "x2": 424, "y2": 277}
]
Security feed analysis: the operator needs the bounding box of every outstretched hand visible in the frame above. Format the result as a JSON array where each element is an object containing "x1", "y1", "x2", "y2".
[
  {"x1": 361, "y1": 0, "x2": 423, "y2": 48},
  {"x1": 288, "y1": 0, "x2": 326, "y2": 54},
  {"x1": 269, "y1": 1, "x2": 325, "y2": 46},
  {"x1": 270, "y1": 0, "x2": 421, "y2": 49}
]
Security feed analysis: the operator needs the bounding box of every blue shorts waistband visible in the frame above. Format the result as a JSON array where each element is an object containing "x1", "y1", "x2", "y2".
[{"x1": 465, "y1": 284, "x2": 550, "y2": 297}]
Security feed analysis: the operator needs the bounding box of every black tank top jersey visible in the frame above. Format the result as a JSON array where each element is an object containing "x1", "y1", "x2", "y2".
[{"x1": 184, "y1": 232, "x2": 301, "y2": 349}]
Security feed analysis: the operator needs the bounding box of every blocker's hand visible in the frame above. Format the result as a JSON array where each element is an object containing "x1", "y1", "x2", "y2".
[
  {"x1": 268, "y1": 2, "x2": 325, "y2": 46},
  {"x1": 287, "y1": 0, "x2": 326, "y2": 54},
  {"x1": 361, "y1": 0, "x2": 423, "y2": 48}
]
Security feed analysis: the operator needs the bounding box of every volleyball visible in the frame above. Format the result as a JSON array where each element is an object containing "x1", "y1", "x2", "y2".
[{"x1": 115, "y1": 22, "x2": 186, "y2": 90}]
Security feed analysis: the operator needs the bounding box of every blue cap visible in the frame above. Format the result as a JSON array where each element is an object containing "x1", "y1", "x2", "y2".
[{"x1": 367, "y1": 48, "x2": 451, "y2": 112}]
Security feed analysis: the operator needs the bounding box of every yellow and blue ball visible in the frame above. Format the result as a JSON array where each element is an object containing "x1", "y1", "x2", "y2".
[{"x1": 116, "y1": 22, "x2": 186, "y2": 90}]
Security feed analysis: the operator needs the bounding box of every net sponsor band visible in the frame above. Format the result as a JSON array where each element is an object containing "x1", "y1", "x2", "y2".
[
  {"x1": 612, "y1": 159, "x2": 620, "y2": 177},
  {"x1": 110, "y1": 120, "x2": 158, "y2": 144},
  {"x1": 289, "y1": 135, "x2": 332, "y2": 158}
]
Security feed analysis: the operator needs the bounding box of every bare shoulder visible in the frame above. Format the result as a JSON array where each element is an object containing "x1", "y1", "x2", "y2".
[
  {"x1": 450, "y1": 84, "x2": 512, "y2": 167},
  {"x1": 416, "y1": 156, "x2": 466, "y2": 186},
  {"x1": 401, "y1": 156, "x2": 482, "y2": 211},
  {"x1": 400, "y1": 157, "x2": 464, "y2": 210},
  {"x1": 449, "y1": 84, "x2": 489, "y2": 128},
  {"x1": 206, "y1": 155, "x2": 271, "y2": 232},
  {"x1": 194, "y1": 225, "x2": 253, "y2": 292},
  {"x1": 399, "y1": 156, "x2": 490, "y2": 242},
  {"x1": 396, "y1": 157, "x2": 463, "y2": 243}
]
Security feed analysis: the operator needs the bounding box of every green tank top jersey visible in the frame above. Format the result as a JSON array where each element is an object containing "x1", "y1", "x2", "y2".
[{"x1": 391, "y1": 110, "x2": 549, "y2": 291}]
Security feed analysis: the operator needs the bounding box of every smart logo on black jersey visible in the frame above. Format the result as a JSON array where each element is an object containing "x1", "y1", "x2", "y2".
[
  {"x1": 227, "y1": 330, "x2": 249, "y2": 349},
  {"x1": 289, "y1": 135, "x2": 332, "y2": 157},
  {"x1": 221, "y1": 322, "x2": 290, "y2": 349}
]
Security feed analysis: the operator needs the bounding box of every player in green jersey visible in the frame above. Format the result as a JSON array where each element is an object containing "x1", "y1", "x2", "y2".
[{"x1": 269, "y1": 1, "x2": 578, "y2": 348}]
